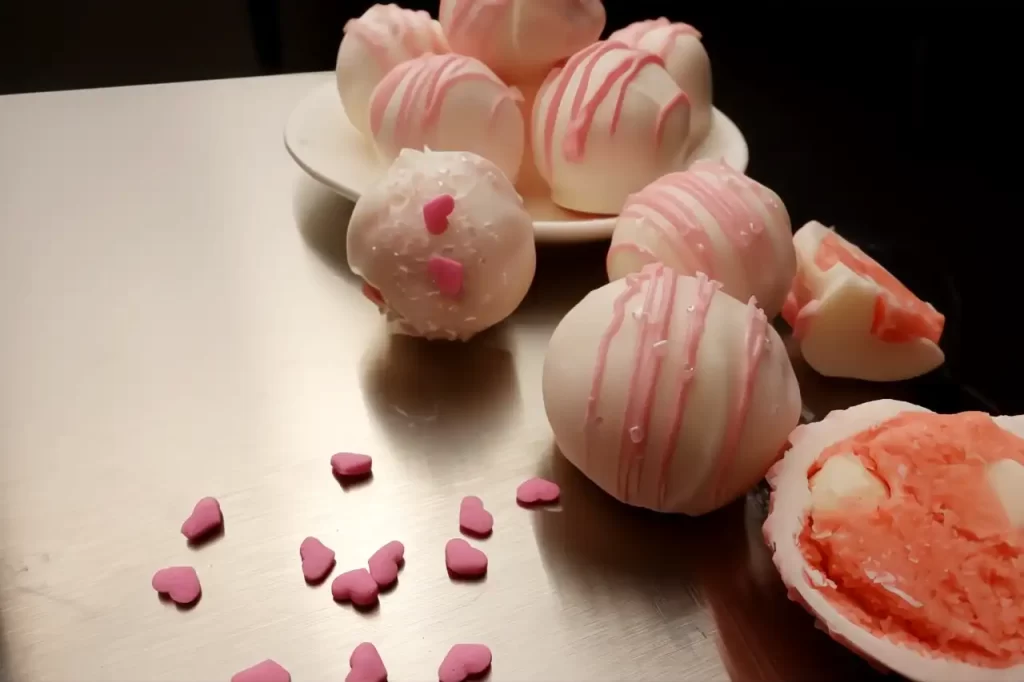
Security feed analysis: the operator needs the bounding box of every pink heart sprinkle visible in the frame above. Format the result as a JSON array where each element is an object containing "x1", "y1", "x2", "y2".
[
  {"x1": 516, "y1": 477, "x2": 560, "y2": 506},
  {"x1": 368, "y1": 540, "x2": 405, "y2": 587},
  {"x1": 459, "y1": 496, "x2": 493, "y2": 537},
  {"x1": 362, "y1": 282, "x2": 386, "y2": 308},
  {"x1": 180, "y1": 496, "x2": 223, "y2": 542},
  {"x1": 231, "y1": 659, "x2": 291, "y2": 682},
  {"x1": 151, "y1": 566, "x2": 201, "y2": 605},
  {"x1": 438, "y1": 644, "x2": 492, "y2": 682},
  {"x1": 347, "y1": 642, "x2": 388, "y2": 682},
  {"x1": 331, "y1": 452, "x2": 373, "y2": 478},
  {"x1": 427, "y1": 256, "x2": 464, "y2": 298},
  {"x1": 445, "y1": 538, "x2": 487, "y2": 579},
  {"x1": 331, "y1": 568, "x2": 380, "y2": 606},
  {"x1": 423, "y1": 194, "x2": 455, "y2": 235},
  {"x1": 299, "y1": 536, "x2": 336, "y2": 584}
]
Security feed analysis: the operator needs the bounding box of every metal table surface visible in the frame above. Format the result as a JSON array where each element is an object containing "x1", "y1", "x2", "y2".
[{"x1": 0, "y1": 73, "x2": 884, "y2": 681}]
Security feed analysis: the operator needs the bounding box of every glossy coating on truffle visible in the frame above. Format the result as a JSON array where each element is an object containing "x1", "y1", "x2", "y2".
[
  {"x1": 543, "y1": 265, "x2": 801, "y2": 515},
  {"x1": 608, "y1": 159, "x2": 795, "y2": 319}
]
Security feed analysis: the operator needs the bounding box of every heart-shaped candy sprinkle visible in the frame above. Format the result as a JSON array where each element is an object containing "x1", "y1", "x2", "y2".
[
  {"x1": 427, "y1": 256, "x2": 464, "y2": 298},
  {"x1": 299, "y1": 536, "x2": 336, "y2": 584},
  {"x1": 459, "y1": 496, "x2": 493, "y2": 537},
  {"x1": 331, "y1": 452, "x2": 373, "y2": 478},
  {"x1": 516, "y1": 477, "x2": 560, "y2": 506},
  {"x1": 438, "y1": 644, "x2": 492, "y2": 682},
  {"x1": 346, "y1": 642, "x2": 388, "y2": 682},
  {"x1": 151, "y1": 566, "x2": 201, "y2": 605},
  {"x1": 331, "y1": 568, "x2": 379, "y2": 607},
  {"x1": 445, "y1": 539, "x2": 487, "y2": 579},
  {"x1": 423, "y1": 194, "x2": 455, "y2": 235},
  {"x1": 180, "y1": 496, "x2": 223, "y2": 543},
  {"x1": 231, "y1": 659, "x2": 291, "y2": 682},
  {"x1": 368, "y1": 540, "x2": 405, "y2": 587}
]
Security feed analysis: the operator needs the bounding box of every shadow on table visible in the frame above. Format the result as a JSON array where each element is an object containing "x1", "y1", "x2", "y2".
[
  {"x1": 530, "y1": 447, "x2": 881, "y2": 682},
  {"x1": 292, "y1": 174, "x2": 360, "y2": 286},
  {"x1": 359, "y1": 332, "x2": 521, "y2": 474},
  {"x1": 513, "y1": 241, "x2": 610, "y2": 328}
]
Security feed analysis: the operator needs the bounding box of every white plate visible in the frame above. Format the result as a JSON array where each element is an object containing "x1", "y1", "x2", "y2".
[{"x1": 284, "y1": 78, "x2": 749, "y2": 243}]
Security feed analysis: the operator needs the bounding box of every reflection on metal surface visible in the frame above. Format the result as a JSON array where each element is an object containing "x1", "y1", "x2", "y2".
[{"x1": 0, "y1": 75, "x2": 893, "y2": 682}]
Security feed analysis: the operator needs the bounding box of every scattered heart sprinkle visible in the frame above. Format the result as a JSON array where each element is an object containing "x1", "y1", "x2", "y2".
[
  {"x1": 151, "y1": 566, "x2": 201, "y2": 605},
  {"x1": 231, "y1": 659, "x2": 291, "y2": 682},
  {"x1": 346, "y1": 642, "x2": 388, "y2": 682},
  {"x1": 516, "y1": 477, "x2": 560, "y2": 506},
  {"x1": 459, "y1": 496, "x2": 494, "y2": 537},
  {"x1": 438, "y1": 644, "x2": 492, "y2": 682},
  {"x1": 299, "y1": 536, "x2": 336, "y2": 584},
  {"x1": 180, "y1": 496, "x2": 223, "y2": 542},
  {"x1": 445, "y1": 538, "x2": 488, "y2": 579},
  {"x1": 368, "y1": 540, "x2": 405, "y2": 588},
  {"x1": 331, "y1": 452, "x2": 373, "y2": 478},
  {"x1": 331, "y1": 568, "x2": 380, "y2": 607}
]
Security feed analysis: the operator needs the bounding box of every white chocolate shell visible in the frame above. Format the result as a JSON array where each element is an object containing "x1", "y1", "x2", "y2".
[
  {"x1": 543, "y1": 265, "x2": 801, "y2": 515},
  {"x1": 608, "y1": 159, "x2": 795, "y2": 318},
  {"x1": 336, "y1": 4, "x2": 448, "y2": 139},
  {"x1": 439, "y1": 0, "x2": 606, "y2": 82},
  {"x1": 609, "y1": 18, "x2": 713, "y2": 148},
  {"x1": 531, "y1": 41, "x2": 690, "y2": 215},
  {"x1": 783, "y1": 221, "x2": 945, "y2": 381},
  {"x1": 369, "y1": 54, "x2": 525, "y2": 184}
]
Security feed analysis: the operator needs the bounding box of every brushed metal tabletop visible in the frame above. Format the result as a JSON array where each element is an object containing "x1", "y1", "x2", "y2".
[{"x1": 0, "y1": 73, "x2": 880, "y2": 681}]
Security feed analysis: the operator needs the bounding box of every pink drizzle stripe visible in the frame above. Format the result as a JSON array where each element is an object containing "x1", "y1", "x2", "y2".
[
  {"x1": 617, "y1": 265, "x2": 678, "y2": 502},
  {"x1": 584, "y1": 265, "x2": 718, "y2": 507},
  {"x1": 657, "y1": 272, "x2": 716, "y2": 506},
  {"x1": 621, "y1": 177, "x2": 717, "y2": 278},
  {"x1": 540, "y1": 42, "x2": 667, "y2": 172},
  {"x1": 709, "y1": 298, "x2": 768, "y2": 505},
  {"x1": 369, "y1": 54, "x2": 513, "y2": 144}
]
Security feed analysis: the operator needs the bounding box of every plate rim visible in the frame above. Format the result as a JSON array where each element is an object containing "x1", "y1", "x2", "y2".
[{"x1": 284, "y1": 78, "x2": 749, "y2": 244}]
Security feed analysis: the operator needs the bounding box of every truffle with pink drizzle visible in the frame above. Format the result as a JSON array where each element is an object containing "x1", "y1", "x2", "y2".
[
  {"x1": 347, "y1": 148, "x2": 536, "y2": 341},
  {"x1": 439, "y1": 0, "x2": 606, "y2": 83},
  {"x1": 609, "y1": 18, "x2": 713, "y2": 149},
  {"x1": 608, "y1": 159, "x2": 795, "y2": 319},
  {"x1": 369, "y1": 53, "x2": 525, "y2": 183},
  {"x1": 531, "y1": 41, "x2": 691, "y2": 215},
  {"x1": 336, "y1": 4, "x2": 449, "y2": 139},
  {"x1": 542, "y1": 264, "x2": 801, "y2": 515}
]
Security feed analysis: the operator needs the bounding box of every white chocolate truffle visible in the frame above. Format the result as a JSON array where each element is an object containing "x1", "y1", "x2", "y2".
[
  {"x1": 607, "y1": 159, "x2": 795, "y2": 319},
  {"x1": 783, "y1": 221, "x2": 945, "y2": 382},
  {"x1": 609, "y1": 18, "x2": 713, "y2": 149},
  {"x1": 336, "y1": 4, "x2": 449, "y2": 138},
  {"x1": 347, "y1": 149, "x2": 536, "y2": 341},
  {"x1": 542, "y1": 265, "x2": 802, "y2": 515},
  {"x1": 369, "y1": 54, "x2": 525, "y2": 184},
  {"x1": 532, "y1": 41, "x2": 691, "y2": 215},
  {"x1": 438, "y1": 0, "x2": 606, "y2": 82}
]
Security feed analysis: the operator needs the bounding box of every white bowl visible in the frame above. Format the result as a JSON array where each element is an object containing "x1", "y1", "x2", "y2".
[{"x1": 284, "y1": 78, "x2": 749, "y2": 243}]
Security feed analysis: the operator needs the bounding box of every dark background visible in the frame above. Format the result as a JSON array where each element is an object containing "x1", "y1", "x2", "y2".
[{"x1": 1, "y1": 2, "x2": 1019, "y2": 414}]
